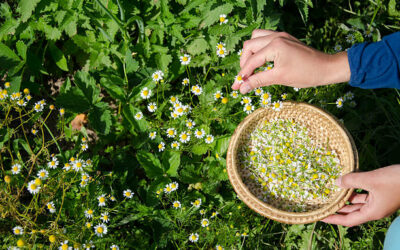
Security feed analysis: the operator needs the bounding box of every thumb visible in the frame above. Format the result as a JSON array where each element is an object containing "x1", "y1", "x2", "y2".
[
  {"x1": 336, "y1": 172, "x2": 372, "y2": 191},
  {"x1": 239, "y1": 69, "x2": 280, "y2": 94}
]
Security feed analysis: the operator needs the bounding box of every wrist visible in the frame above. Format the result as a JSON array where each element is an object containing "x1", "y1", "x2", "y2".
[{"x1": 324, "y1": 52, "x2": 351, "y2": 85}]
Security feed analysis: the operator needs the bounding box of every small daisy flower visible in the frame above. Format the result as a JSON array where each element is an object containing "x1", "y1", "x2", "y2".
[
  {"x1": 134, "y1": 111, "x2": 143, "y2": 120},
  {"x1": 216, "y1": 42, "x2": 226, "y2": 50},
  {"x1": 27, "y1": 180, "x2": 41, "y2": 194},
  {"x1": 219, "y1": 14, "x2": 228, "y2": 25},
  {"x1": 344, "y1": 91, "x2": 354, "y2": 101},
  {"x1": 216, "y1": 47, "x2": 227, "y2": 58},
  {"x1": 101, "y1": 212, "x2": 110, "y2": 223},
  {"x1": 243, "y1": 104, "x2": 254, "y2": 114},
  {"x1": 191, "y1": 85, "x2": 203, "y2": 96},
  {"x1": 180, "y1": 54, "x2": 191, "y2": 65},
  {"x1": 140, "y1": 87, "x2": 152, "y2": 99},
  {"x1": 31, "y1": 128, "x2": 38, "y2": 135},
  {"x1": 272, "y1": 101, "x2": 283, "y2": 111},
  {"x1": 94, "y1": 223, "x2": 108, "y2": 237},
  {"x1": 237, "y1": 49, "x2": 243, "y2": 56},
  {"x1": 170, "y1": 111, "x2": 179, "y2": 119},
  {"x1": 241, "y1": 96, "x2": 252, "y2": 105},
  {"x1": 59, "y1": 240, "x2": 70, "y2": 250},
  {"x1": 147, "y1": 102, "x2": 157, "y2": 113},
  {"x1": 364, "y1": 27, "x2": 374, "y2": 38},
  {"x1": 110, "y1": 245, "x2": 119, "y2": 250},
  {"x1": 152, "y1": 70, "x2": 164, "y2": 82},
  {"x1": 47, "y1": 201, "x2": 56, "y2": 213},
  {"x1": 4, "y1": 82, "x2": 10, "y2": 88},
  {"x1": 235, "y1": 75, "x2": 244, "y2": 84},
  {"x1": 37, "y1": 169, "x2": 49, "y2": 180},
  {"x1": 231, "y1": 91, "x2": 239, "y2": 99},
  {"x1": 194, "y1": 128, "x2": 205, "y2": 139},
  {"x1": 164, "y1": 183, "x2": 173, "y2": 194},
  {"x1": 216, "y1": 245, "x2": 224, "y2": 250},
  {"x1": 182, "y1": 78, "x2": 190, "y2": 86},
  {"x1": 85, "y1": 209, "x2": 94, "y2": 219},
  {"x1": 253, "y1": 88, "x2": 263, "y2": 96},
  {"x1": 81, "y1": 172, "x2": 90, "y2": 182},
  {"x1": 81, "y1": 143, "x2": 88, "y2": 151},
  {"x1": 11, "y1": 163, "x2": 21, "y2": 174},
  {"x1": 63, "y1": 163, "x2": 71, "y2": 171},
  {"x1": 98, "y1": 195, "x2": 106, "y2": 207},
  {"x1": 166, "y1": 128, "x2": 176, "y2": 138},
  {"x1": 13, "y1": 226, "x2": 23, "y2": 235},
  {"x1": 179, "y1": 131, "x2": 190, "y2": 143},
  {"x1": 25, "y1": 94, "x2": 32, "y2": 101},
  {"x1": 334, "y1": 44, "x2": 342, "y2": 52},
  {"x1": 205, "y1": 134, "x2": 214, "y2": 144},
  {"x1": 171, "y1": 141, "x2": 180, "y2": 149},
  {"x1": 149, "y1": 131, "x2": 156, "y2": 140},
  {"x1": 281, "y1": 93, "x2": 288, "y2": 100},
  {"x1": 191, "y1": 198, "x2": 202, "y2": 208},
  {"x1": 214, "y1": 91, "x2": 223, "y2": 100},
  {"x1": 211, "y1": 211, "x2": 219, "y2": 218},
  {"x1": 172, "y1": 201, "x2": 181, "y2": 209},
  {"x1": 170, "y1": 182, "x2": 179, "y2": 191},
  {"x1": 59, "y1": 108, "x2": 65, "y2": 116},
  {"x1": 186, "y1": 119, "x2": 195, "y2": 129},
  {"x1": 201, "y1": 218, "x2": 209, "y2": 227},
  {"x1": 200, "y1": 209, "x2": 206, "y2": 215},
  {"x1": 336, "y1": 97, "x2": 344, "y2": 108},
  {"x1": 346, "y1": 33, "x2": 355, "y2": 43},
  {"x1": 72, "y1": 159, "x2": 85, "y2": 172},
  {"x1": 16, "y1": 99, "x2": 26, "y2": 107},
  {"x1": 189, "y1": 233, "x2": 199, "y2": 243},
  {"x1": 47, "y1": 157, "x2": 59, "y2": 169},
  {"x1": 33, "y1": 102, "x2": 44, "y2": 112},
  {"x1": 123, "y1": 189, "x2": 134, "y2": 199},
  {"x1": 169, "y1": 96, "x2": 178, "y2": 104},
  {"x1": 158, "y1": 142, "x2": 165, "y2": 152}
]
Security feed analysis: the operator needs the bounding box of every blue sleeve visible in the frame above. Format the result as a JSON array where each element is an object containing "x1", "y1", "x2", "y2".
[{"x1": 347, "y1": 32, "x2": 400, "y2": 89}]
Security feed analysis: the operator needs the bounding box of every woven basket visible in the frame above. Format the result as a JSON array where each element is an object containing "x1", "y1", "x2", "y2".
[{"x1": 226, "y1": 101, "x2": 358, "y2": 224}]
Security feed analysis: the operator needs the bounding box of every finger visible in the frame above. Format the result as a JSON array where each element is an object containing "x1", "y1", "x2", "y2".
[
  {"x1": 348, "y1": 193, "x2": 369, "y2": 204},
  {"x1": 337, "y1": 204, "x2": 364, "y2": 214},
  {"x1": 336, "y1": 172, "x2": 373, "y2": 191},
  {"x1": 238, "y1": 69, "x2": 280, "y2": 94},
  {"x1": 321, "y1": 210, "x2": 370, "y2": 227},
  {"x1": 251, "y1": 29, "x2": 276, "y2": 39},
  {"x1": 239, "y1": 44, "x2": 277, "y2": 81}
]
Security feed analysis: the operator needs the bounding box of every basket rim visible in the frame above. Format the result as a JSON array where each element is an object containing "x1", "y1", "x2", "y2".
[{"x1": 226, "y1": 101, "x2": 359, "y2": 224}]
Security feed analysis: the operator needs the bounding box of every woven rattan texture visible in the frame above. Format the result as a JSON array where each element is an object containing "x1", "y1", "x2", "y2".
[{"x1": 227, "y1": 101, "x2": 358, "y2": 224}]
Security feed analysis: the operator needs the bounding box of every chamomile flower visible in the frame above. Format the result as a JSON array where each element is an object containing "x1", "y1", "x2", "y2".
[
  {"x1": 16, "y1": 99, "x2": 26, "y2": 107},
  {"x1": 201, "y1": 218, "x2": 209, "y2": 227},
  {"x1": 205, "y1": 134, "x2": 214, "y2": 144},
  {"x1": 47, "y1": 201, "x2": 56, "y2": 213},
  {"x1": 216, "y1": 245, "x2": 224, "y2": 250},
  {"x1": 243, "y1": 104, "x2": 254, "y2": 114},
  {"x1": 152, "y1": 70, "x2": 164, "y2": 82},
  {"x1": 219, "y1": 14, "x2": 228, "y2": 25},
  {"x1": 211, "y1": 211, "x2": 219, "y2": 218},
  {"x1": 182, "y1": 78, "x2": 190, "y2": 86},
  {"x1": 10, "y1": 92, "x2": 21, "y2": 100},
  {"x1": 84, "y1": 209, "x2": 94, "y2": 219},
  {"x1": 98, "y1": 195, "x2": 106, "y2": 207},
  {"x1": 158, "y1": 142, "x2": 165, "y2": 152},
  {"x1": 13, "y1": 226, "x2": 23, "y2": 235},
  {"x1": 147, "y1": 102, "x2": 157, "y2": 113},
  {"x1": 189, "y1": 233, "x2": 199, "y2": 243},
  {"x1": 364, "y1": 26, "x2": 374, "y2": 38},
  {"x1": 216, "y1": 42, "x2": 225, "y2": 50},
  {"x1": 149, "y1": 131, "x2": 156, "y2": 140},
  {"x1": 171, "y1": 141, "x2": 180, "y2": 149},
  {"x1": 101, "y1": 212, "x2": 110, "y2": 223},
  {"x1": 11, "y1": 163, "x2": 21, "y2": 174},
  {"x1": 180, "y1": 54, "x2": 191, "y2": 65},
  {"x1": 216, "y1": 47, "x2": 227, "y2": 58},
  {"x1": 231, "y1": 91, "x2": 239, "y2": 99},
  {"x1": 346, "y1": 33, "x2": 355, "y2": 43},
  {"x1": 334, "y1": 44, "x2": 342, "y2": 52},
  {"x1": 31, "y1": 128, "x2": 38, "y2": 135},
  {"x1": 110, "y1": 245, "x2": 119, "y2": 250},
  {"x1": 241, "y1": 96, "x2": 252, "y2": 105},
  {"x1": 37, "y1": 169, "x2": 49, "y2": 180},
  {"x1": 237, "y1": 49, "x2": 243, "y2": 56},
  {"x1": 134, "y1": 112, "x2": 143, "y2": 120},
  {"x1": 281, "y1": 93, "x2": 288, "y2": 100},
  {"x1": 47, "y1": 157, "x2": 59, "y2": 169},
  {"x1": 34, "y1": 102, "x2": 44, "y2": 112},
  {"x1": 4, "y1": 82, "x2": 10, "y2": 88},
  {"x1": 179, "y1": 131, "x2": 190, "y2": 143},
  {"x1": 59, "y1": 240, "x2": 70, "y2": 250},
  {"x1": 272, "y1": 101, "x2": 283, "y2": 111},
  {"x1": 81, "y1": 143, "x2": 88, "y2": 151},
  {"x1": 164, "y1": 184, "x2": 173, "y2": 194},
  {"x1": 235, "y1": 75, "x2": 244, "y2": 84},
  {"x1": 81, "y1": 172, "x2": 90, "y2": 183},
  {"x1": 254, "y1": 88, "x2": 263, "y2": 96},
  {"x1": 25, "y1": 94, "x2": 32, "y2": 101},
  {"x1": 186, "y1": 119, "x2": 195, "y2": 129},
  {"x1": 170, "y1": 182, "x2": 179, "y2": 191},
  {"x1": 194, "y1": 129, "x2": 205, "y2": 139},
  {"x1": 260, "y1": 98, "x2": 270, "y2": 107},
  {"x1": 336, "y1": 97, "x2": 344, "y2": 108},
  {"x1": 344, "y1": 91, "x2": 354, "y2": 101},
  {"x1": 169, "y1": 96, "x2": 178, "y2": 104},
  {"x1": 140, "y1": 87, "x2": 152, "y2": 99},
  {"x1": 27, "y1": 180, "x2": 41, "y2": 194},
  {"x1": 293, "y1": 87, "x2": 300, "y2": 92},
  {"x1": 123, "y1": 189, "x2": 134, "y2": 199},
  {"x1": 94, "y1": 223, "x2": 108, "y2": 237},
  {"x1": 172, "y1": 201, "x2": 181, "y2": 209},
  {"x1": 170, "y1": 111, "x2": 179, "y2": 119},
  {"x1": 72, "y1": 159, "x2": 85, "y2": 172},
  {"x1": 214, "y1": 91, "x2": 223, "y2": 100},
  {"x1": 200, "y1": 209, "x2": 206, "y2": 215},
  {"x1": 59, "y1": 108, "x2": 65, "y2": 116},
  {"x1": 191, "y1": 198, "x2": 202, "y2": 208},
  {"x1": 191, "y1": 85, "x2": 203, "y2": 96}
]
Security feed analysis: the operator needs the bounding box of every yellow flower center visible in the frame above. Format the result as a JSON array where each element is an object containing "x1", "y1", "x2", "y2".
[
  {"x1": 219, "y1": 49, "x2": 224, "y2": 55},
  {"x1": 219, "y1": 17, "x2": 225, "y2": 22},
  {"x1": 237, "y1": 75, "x2": 242, "y2": 81},
  {"x1": 99, "y1": 197, "x2": 105, "y2": 203},
  {"x1": 125, "y1": 192, "x2": 131, "y2": 197},
  {"x1": 182, "y1": 56, "x2": 188, "y2": 61},
  {"x1": 97, "y1": 227, "x2": 103, "y2": 233},
  {"x1": 143, "y1": 90, "x2": 148, "y2": 96},
  {"x1": 181, "y1": 134, "x2": 187, "y2": 140},
  {"x1": 215, "y1": 93, "x2": 221, "y2": 99},
  {"x1": 274, "y1": 103, "x2": 280, "y2": 108},
  {"x1": 174, "y1": 202, "x2": 179, "y2": 207},
  {"x1": 158, "y1": 144, "x2": 163, "y2": 149},
  {"x1": 88, "y1": 209, "x2": 93, "y2": 214},
  {"x1": 170, "y1": 97, "x2": 176, "y2": 102},
  {"x1": 15, "y1": 229, "x2": 20, "y2": 234}
]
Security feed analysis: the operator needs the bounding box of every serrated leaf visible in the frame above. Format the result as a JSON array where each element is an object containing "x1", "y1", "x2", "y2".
[
  {"x1": 122, "y1": 104, "x2": 149, "y2": 132},
  {"x1": 162, "y1": 151, "x2": 181, "y2": 177},
  {"x1": 0, "y1": 18, "x2": 19, "y2": 39},
  {"x1": 187, "y1": 38, "x2": 209, "y2": 56},
  {"x1": 9, "y1": 75, "x2": 22, "y2": 94},
  {"x1": 215, "y1": 135, "x2": 231, "y2": 156},
  {"x1": 0, "y1": 42, "x2": 21, "y2": 70},
  {"x1": 48, "y1": 42, "x2": 68, "y2": 71},
  {"x1": 74, "y1": 71, "x2": 100, "y2": 104},
  {"x1": 136, "y1": 150, "x2": 163, "y2": 178},
  {"x1": 18, "y1": 0, "x2": 41, "y2": 22},
  {"x1": 88, "y1": 102, "x2": 112, "y2": 135},
  {"x1": 200, "y1": 3, "x2": 233, "y2": 28},
  {"x1": 56, "y1": 88, "x2": 91, "y2": 113},
  {"x1": 191, "y1": 144, "x2": 209, "y2": 155},
  {"x1": 156, "y1": 53, "x2": 172, "y2": 71},
  {"x1": 15, "y1": 41, "x2": 27, "y2": 60},
  {"x1": 100, "y1": 76, "x2": 126, "y2": 101},
  {"x1": 389, "y1": 0, "x2": 400, "y2": 17}
]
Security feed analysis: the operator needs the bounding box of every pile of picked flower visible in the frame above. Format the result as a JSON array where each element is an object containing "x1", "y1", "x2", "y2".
[{"x1": 238, "y1": 119, "x2": 342, "y2": 212}]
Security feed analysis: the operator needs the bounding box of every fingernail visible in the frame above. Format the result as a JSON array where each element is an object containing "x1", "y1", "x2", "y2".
[
  {"x1": 335, "y1": 176, "x2": 342, "y2": 187},
  {"x1": 240, "y1": 84, "x2": 251, "y2": 94}
]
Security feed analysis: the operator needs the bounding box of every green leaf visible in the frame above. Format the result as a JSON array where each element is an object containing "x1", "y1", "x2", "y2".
[
  {"x1": 215, "y1": 135, "x2": 231, "y2": 156},
  {"x1": 56, "y1": 88, "x2": 91, "y2": 113},
  {"x1": 191, "y1": 144, "x2": 209, "y2": 155},
  {"x1": 88, "y1": 102, "x2": 112, "y2": 135},
  {"x1": 155, "y1": 53, "x2": 172, "y2": 71},
  {"x1": 15, "y1": 41, "x2": 27, "y2": 61},
  {"x1": 9, "y1": 76, "x2": 22, "y2": 94},
  {"x1": 0, "y1": 128, "x2": 11, "y2": 150},
  {"x1": 162, "y1": 151, "x2": 181, "y2": 177},
  {"x1": 125, "y1": 50, "x2": 139, "y2": 74},
  {"x1": 389, "y1": 0, "x2": 400, "y2": 17},
  {"x1": 18, "y1": 0, "x2": 41, "y2": 22},
  {"x1": 100, "y1": 76, "x2": 126, "y2": 101},
  {"x1": 136, "y1": 150, "x2": 163, "y2": 178},
  {"x1": 74, "y1": 71, "x2": 100, "y2": 104},
  {"x1": 0, "y1": 42, "x2": 21, "y2": 70},
  {"x1": 200, "y1": 3, "x2": 233, "y2": 28},
  {"x1": 187, "y1": 38, "x2": 209, "y2": 56},
  {"x1": 122, "y1": 104, "x2": 149, "y2": 132},
  {"x1": 48, "y1": 42, "x2": 69, "y2": 71}
]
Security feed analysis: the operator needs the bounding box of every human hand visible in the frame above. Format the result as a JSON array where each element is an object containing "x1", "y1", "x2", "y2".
[
  {"x1": 231, "y1": 29, "x2": 351, "y2": 94},
  {"x1": 321, "y1": 165, "x2": 400, "y2": 227}
]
